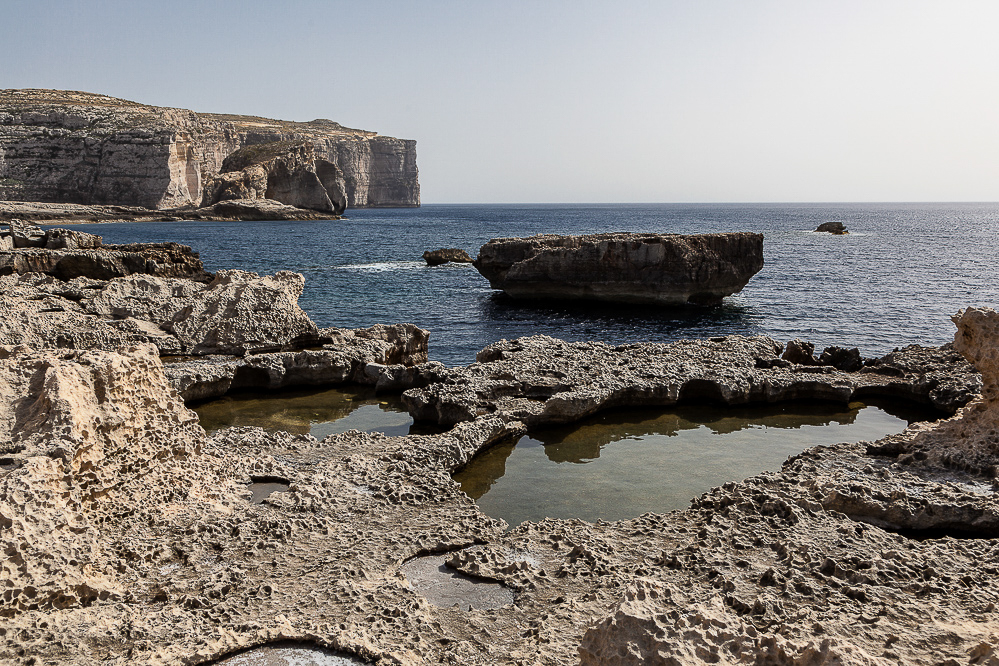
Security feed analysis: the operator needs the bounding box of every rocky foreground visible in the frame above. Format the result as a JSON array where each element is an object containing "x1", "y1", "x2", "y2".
[{"x1": 1, "y1": 231, "x2": 998, "y2": 665}]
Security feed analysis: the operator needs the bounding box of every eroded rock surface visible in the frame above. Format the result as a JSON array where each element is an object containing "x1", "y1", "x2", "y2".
[
  {"x1": 0, "y1": 88, "x2": 418, "y2": 209},
  {"x1": 473, "y1": 232, "x2": 764, "y2": 305},
  {"x1": 0, "y1": 225, "x2": 212, "y2": 281},
  {"x1": 203, "y1": 141, "x2": 347, "y2": 215},
  {"x1": 0, "y1": 245, "x2": 430, "y2": 397},
  {"x1": 402, "y1": 334, "x2": 980, "y2": 427},
  {"x1": 422, "y1": 248, "x2": 473, "y2": 266},
  {"x1": 1, "y1": 310, "x2": 998, "y2": 665}
]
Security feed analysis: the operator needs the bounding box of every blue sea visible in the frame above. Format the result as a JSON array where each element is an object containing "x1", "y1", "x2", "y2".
[{"x1": 65, "y1": 203, "x2": 999, "y2": 367}]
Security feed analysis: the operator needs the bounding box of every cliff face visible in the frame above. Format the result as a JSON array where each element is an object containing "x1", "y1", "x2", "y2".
[{"x1": 0, "y1": 89, "x2": 419, "y2": 210}]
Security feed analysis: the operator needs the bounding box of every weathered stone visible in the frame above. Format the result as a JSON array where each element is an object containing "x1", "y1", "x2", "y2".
[
  {"x1": 422, "y1": 248, "x2": 473, "y2": 266},
  {"x1": 818, "y1": 345, "x2": 864, "y2": 371},
  {"x1": 473, "y1": 232, "x2": 764, "y2": 305},
  {"x1": 403, "y1": 335, "x2": 979, "y2": 427},
  {"x1": 0, "y1": 344, "x2": 206, "y2": 612},
  {"x1": 164, "y1": 324, "x2": 432, "y2": 401},
  {"x1": 0, "y1": 236, "x2": 212, "y2": 281},
  {"x1": 782, "y1": 338, "x2": 817, "y2": 365},
  {"x1": 5, "y1": 219, "x2": 46, "y2": 247},
  {"x1": 169, "y1": 270, "x2": 319, "y2": 355},
  {"x1": 0, "y1": 199, "x2": 332, "y2": 222},
  {"x1": 816, "y1": 221, "x2": 848, "y2": 234},
  {"x1": 203, "y1": 141, "x2": 346, "y2": 215},
  {"x1": 0, "y1": 88, "x2": 419, "y2": 210},
  {"x1": 2, "y1": 311, "x2": 999, "y2": 665},
  {"x1": 42, "y1": 227, "x2": 102, "y2": 250},
  {"x1": 81, "y1": 274, "x2": 207, "y2": 321}
]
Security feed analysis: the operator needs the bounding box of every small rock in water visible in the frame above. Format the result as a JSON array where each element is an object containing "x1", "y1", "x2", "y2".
[
  {"x1": 422, "y1": 248, "x2": 473, "y2": 266},
  {"x1": 815, "y1": 221, "x2": 848, "y2": 234}
]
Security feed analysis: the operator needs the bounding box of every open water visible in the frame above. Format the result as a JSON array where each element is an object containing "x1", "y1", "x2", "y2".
[{"x1": 66, "y1": 202, "x2": 999, "y2": 366}]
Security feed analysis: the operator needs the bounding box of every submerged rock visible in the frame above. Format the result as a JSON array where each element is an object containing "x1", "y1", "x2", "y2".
[{"x1": 473, "y1": 232, "x2": 764, "y2": 305}]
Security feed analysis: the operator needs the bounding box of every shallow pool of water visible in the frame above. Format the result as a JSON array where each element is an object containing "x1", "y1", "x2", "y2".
[
  {"x1": 193, "y1": 386, "x2": 421, "y2": 438},
  {"x1": 215, "y1": 643, "x2": 368, "y2": 666},
  {"x1": 454, "y1": 401, "x2": 925, "y2": 526}
]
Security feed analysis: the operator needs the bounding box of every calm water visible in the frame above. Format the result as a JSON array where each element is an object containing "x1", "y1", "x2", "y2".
[
  {"x1": 193, "y1": 386, "x2": 417, "y2": 438},
  {"x1": 454, "y1": 400, "x2": 919, "y2": 526},
  {"x1": 63, "y1": 202, "x2": 999, "y2": 366}
]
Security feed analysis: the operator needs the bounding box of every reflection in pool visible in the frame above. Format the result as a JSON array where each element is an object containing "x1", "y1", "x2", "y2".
[
  {"x1": 454, "y1": 401, "x2": 925, "y2": 527},
  {"x1": 193, "y1": 386, "x2": 420, "y2": 438}
]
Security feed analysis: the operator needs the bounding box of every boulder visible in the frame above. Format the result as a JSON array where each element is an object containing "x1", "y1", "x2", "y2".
[
  {"x1": 816, "y1": 221, "x2": 848, "y2": 234},
  {"x1": 169, "y1": 270, "x2": 319, "y2": 355},
  {"x1": 43, "y1": 227, "x2": 102, "y2": 250},
  {"x1": 4, "y1": 219, "x2": 47, "y2": 248},
  {"x1": 782, "y1": 338, "x2": 817, "y2": 365},
  {"x1": 422, "y1": 248, "x2": 473, "y2": 266},
  {"x1": 819, "y1": 345, "x2": 864, "y2": 371},
  {"x1": 473, "y1": 232, "x2": 764, "y2": 305}
]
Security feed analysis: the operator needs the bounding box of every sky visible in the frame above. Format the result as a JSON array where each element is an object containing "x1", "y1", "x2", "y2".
[{"x1": 4, "y1": 0, "x2": 998, "y2": 203}]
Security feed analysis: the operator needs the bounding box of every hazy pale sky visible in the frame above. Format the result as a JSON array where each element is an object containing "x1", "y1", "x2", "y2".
[{"x1": 4, "y1": 0, "x2": 998, "y2": 203}]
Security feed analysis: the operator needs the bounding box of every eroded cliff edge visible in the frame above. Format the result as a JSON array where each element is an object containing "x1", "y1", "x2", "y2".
[{"x1": 0, "y1": 89, "x2": 419, "y2": 210}]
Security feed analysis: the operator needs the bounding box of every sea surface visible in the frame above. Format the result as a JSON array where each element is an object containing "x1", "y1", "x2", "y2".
[{"x1": 65, "y1": 202, "x2": 999, "y2": 366}]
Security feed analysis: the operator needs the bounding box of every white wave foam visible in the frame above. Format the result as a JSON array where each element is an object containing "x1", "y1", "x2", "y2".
[{"x1": 334, "y1": 260, "x2": 426, "y2": 273}]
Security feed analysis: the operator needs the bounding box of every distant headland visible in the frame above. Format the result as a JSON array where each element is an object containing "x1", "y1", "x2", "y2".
[{"x1": 0, "y1": 89, "x2": 420, "y2": 220}]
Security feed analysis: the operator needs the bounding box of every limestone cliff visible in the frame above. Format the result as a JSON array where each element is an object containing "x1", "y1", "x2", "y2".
[{"x1": 0, "y1": 89, "x2": 419, "y2": 210}]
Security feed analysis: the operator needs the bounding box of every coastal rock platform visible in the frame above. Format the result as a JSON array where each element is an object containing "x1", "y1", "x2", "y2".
[
  {"x1": 3, "y1": 227, "x2": 999, "y2": 665},
  {"x1": 473, "y1": 232, "x2": 764, "y2": 305},
  {"x1": 402, "y1": 334, "x2": 980, "y2": 427},
  {"x1": 1, "y1": 309, "x2": 997, "y2": 665}
]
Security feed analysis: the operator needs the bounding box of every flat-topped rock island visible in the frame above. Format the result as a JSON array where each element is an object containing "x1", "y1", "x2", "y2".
[{"x1": 473, "y1": 232, "x2": 765, "y2": 305}]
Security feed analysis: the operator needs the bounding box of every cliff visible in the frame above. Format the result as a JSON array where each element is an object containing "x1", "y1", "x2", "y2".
[{"x1": 0, "y1": 89, "x2": 419, "y2": 210}]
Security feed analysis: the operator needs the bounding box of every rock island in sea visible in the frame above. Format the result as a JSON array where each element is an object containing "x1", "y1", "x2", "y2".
[{"x1": 2, "y1": 221, "x2": 999, "y2": 665}]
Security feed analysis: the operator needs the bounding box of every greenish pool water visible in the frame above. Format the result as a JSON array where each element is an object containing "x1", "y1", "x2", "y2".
[
  {"x1": 454, "y1": 401, "x2": 925, "y2": 526},
  {"x1": 192, "y1": 386, "x2": 418, "y2": 438}
]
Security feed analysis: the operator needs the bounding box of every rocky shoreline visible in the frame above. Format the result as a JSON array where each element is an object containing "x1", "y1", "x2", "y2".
[
  {"x1": 2, "y1": 230, "x2": 998, "y2": 665},
  {"x1": 0, "y1": 198, "x2": 338, "y2": 224}
]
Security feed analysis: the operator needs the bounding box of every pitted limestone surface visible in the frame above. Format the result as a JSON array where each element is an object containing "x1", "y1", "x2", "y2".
[
  {"x1": 2, "y1": 310, "x2": 999, "y2": 665},
  {"x1": 403, "y1": 334, "x2": 980, "y2": 428}
]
